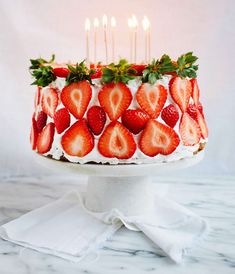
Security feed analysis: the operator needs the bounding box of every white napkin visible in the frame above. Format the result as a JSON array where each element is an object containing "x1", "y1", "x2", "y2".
[{"x1": 0, "y1": 190, "x2": 208, "y2": 263}]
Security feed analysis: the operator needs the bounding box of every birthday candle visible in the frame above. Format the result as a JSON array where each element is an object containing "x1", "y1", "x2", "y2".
[
  {"x1": 85, "y1": 18, "x2": 91, "y2": 65},
  {"x1": 111, "y1": 16, "x2": 116, "y2": 63},
  {"x1": 93, "y1": 17, "x2": 99, "y2": 65},
  {"x1": 102, "y1": 15, "x2": 108, "y2": 64}
]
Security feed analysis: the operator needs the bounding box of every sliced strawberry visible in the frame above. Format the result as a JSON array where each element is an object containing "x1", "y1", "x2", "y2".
[
  {"x1": 87, "y1": 106, "x2": 106, "y2": 135},
  {"x1": 197, "y1": 111, "x2": 208, "y2": 139},
  {"x1": 191, "y1": 78, "x2": 200, "y2": 107},
  {"x1": 54, "y1": 108, "x2": 71, "y2": 134},
  {"x1": 198, "y1": 102, "x2": 204, "y2": 117},
  {"x1": 37, "y1": 122, "x2": 55, "y2": 154},
  {"x1": 30, "y1": 117, "x2": 38, "y2": 150},
  {"x1": 34, "y1": 86, "x2": 41, "y2": 108},
  {"x1": 98, "y1": 82, "x2": 132, "y2": 120},
  {"x1": 179, "y1": 113, "x2": 201, "y2": 146},
  {"x1": 139, "y1": 120, "x2": 180, "y2": 156},
  {"x1": 186, "y1": 103, "x2": 198, "y2": 121},
  {"x1": 130, "y1": 64, "x2": 147, "y2": 76},
  {"x1": 61, "y1": 81, "x2": 92, "y2": 119},
  {"x1": 36, "y1": 111, "x2": 47, "y2": 133},
  {"x1": 169, "y1": 76, "x2": 192, "y2": 112},
  {"x1": 121, "y1": 109, "x2": 149, "y2": 134},
  {"x1": 161, "y1": 104, "x2": 179, "y2": 128},
  {"x1": 136, "y1": 83, "x2": 167, "y2": 118},
  {"x1": 53, "y1": 67, "x2": 69, "y2": 78},
  {"x1": 41, "y1": 88, "x2": 59, "y2": 118},
  {"x1": 98, "y1": 121, "x2": 136, "y2": 159},
  {"x1": 61, "y1": 119, "x2": 94, "y2": 157}
]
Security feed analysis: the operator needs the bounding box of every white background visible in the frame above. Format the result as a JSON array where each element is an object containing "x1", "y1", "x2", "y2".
[{"x1": 0, "y1": 0, "x2": 234, "y2": 178}]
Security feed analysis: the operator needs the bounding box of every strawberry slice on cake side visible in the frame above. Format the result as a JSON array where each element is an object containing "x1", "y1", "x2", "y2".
[
  {"x1": 136, "y1": 83, "x2": 167, "y2": 119},
  {"x1": 37, "y1": 122, "x2": 55, "y2": 154},
  {"x1": 98, "y1": 121, "x2": 136, "y2": 159},
  {"x1": 41, "y1": 88, "x2": 59, "y2": 118},
  {"x1": 98, "y1": 82, "x2": 132, "y2": 121}
]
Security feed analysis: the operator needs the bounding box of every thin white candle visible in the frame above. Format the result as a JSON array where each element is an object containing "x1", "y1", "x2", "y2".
[
  {"x1": 85, "y1": 18, "x2": 91, "y2": 65},
  {"x1": 132, "y1": 15, "x2": 138, "y2": 63},
  {"x1": 142, "y1": 16, "x2": 150, "y2": 63},
  {"x1": 102, "y1": 14, "x2": 108, "y2": 64},
  {"x1": 111, "y1": 16, "x2": 116, "y2": 63},
  {"x1": 128, "y1": 18, "x2": 134, "y2": 63},
  {"x1": 93, "y1": 17, "x2": 99, "y2": 65}
]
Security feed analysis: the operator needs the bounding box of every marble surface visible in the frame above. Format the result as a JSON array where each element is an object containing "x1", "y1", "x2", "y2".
[{"x1": 0, "y1": 175, "x2": 234, "y2": 274}]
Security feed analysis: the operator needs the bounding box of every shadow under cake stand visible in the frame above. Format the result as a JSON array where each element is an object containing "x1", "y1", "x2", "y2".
[{"x1": 35, "y1": 151, "x2": 204, "y2": 216}]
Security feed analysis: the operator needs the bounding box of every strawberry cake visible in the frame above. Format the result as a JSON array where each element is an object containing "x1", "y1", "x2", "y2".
[{"x1": 30, "y1": 53, "x2": 208, "y2": 164}]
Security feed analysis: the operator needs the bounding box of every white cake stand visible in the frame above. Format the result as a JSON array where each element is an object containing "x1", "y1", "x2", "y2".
[{"x1": 35, "y1": 151, "x2": 204, "y2": 216}]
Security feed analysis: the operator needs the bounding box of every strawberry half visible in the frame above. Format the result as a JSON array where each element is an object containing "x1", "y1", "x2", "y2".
[
  {"x1": 54, "y1": 108, "x2": 71, "y2": 134},
  {"x1": 87, "y1": 106, "x2": 106, "y2": 135},
  {"x1": 121, "y1": 109, "x2": 149, "y2": 134},
  {"x1": 61, "y1": 119, "x2": 94, "y2": 157},
  {"x1": 186, "y1": 103, "x2": 198, "y2": 121},
  {"x1": 161, "y1": 104, "x2": 179, "y2": 128},
  {"x1": 41, "y1": 88, "x2": 59, "y2": 118},
  {"x1": 36, "y1": 111, "x2": 47, "y2": 133},
  {"x1": 30, "y1": 116, "x2": 38, "y2": 150},
  {"x1": 61, "y1": 81, "x2": 92, "y2": 119},
  {"x1": 197, "y1": 111, "x2": 208, "y2": 139},
  {"x1": 169, "y1": 76, "x2": 192, "y2": 112},
  {"x1": 34, "y1": 86, "x2": 41, "y2": 108},
  {"x1": 98, "y1": 121, "x2": 136, "y2": 159},
  {"x1": 198, "y1": 102, "x2": 204, "y2": 117},
  {"x1": 139, "y1": 120, "x2": 180, "y2": 156},
  {"x1": 53, "y1": 67, "x2": 69, "y2": 78},
  {"x1": 179, "y1": 113, "x2": 201, "y2": 146},
  {"x1": 98, "y1": 82, "x2": 132, "y2": 121},
  {"x1": 37, "y1": 122, "x2": 55, "y2": 154},
  {"x1": 136, "y1": 83, "x2": 167, "y2": 118},
  {"x1": 191, "y1": 78, "x2": 200, "y2": 107}
]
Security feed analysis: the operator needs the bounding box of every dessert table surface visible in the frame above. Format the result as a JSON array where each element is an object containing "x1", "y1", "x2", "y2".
[{"x1": 0, "y1": 175, "x2": 234, "y2": 274}]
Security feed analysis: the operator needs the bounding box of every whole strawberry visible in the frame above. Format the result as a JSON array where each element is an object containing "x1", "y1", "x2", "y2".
[
  {"x1": 87, "y1": 106, "x2": 106, "y2": 135},
  {"x1": 54, "y1": 108, "x2": 71, "y2": 134},
  {"x1": 122, "y1": 109, "x2": 149, "y2": 134},
  {"x1": 161, "y1": 104, "x2": 179, "y2": 128}
]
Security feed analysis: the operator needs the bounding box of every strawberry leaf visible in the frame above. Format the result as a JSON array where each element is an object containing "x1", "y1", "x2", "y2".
[
  {"x1": 176, "y1": 52, "x2": 198, "y2": 79},
  {"x1": 101, "y1": 59, "x2": 137, "y2": 84},
  {"x1": 66, "y1": 61, "x2": 94, "y2": 85}
]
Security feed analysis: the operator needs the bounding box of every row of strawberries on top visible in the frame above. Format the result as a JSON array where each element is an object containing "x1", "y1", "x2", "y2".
[{"x1": 30, "y1": 76, "x2": 208, "y2": 159}]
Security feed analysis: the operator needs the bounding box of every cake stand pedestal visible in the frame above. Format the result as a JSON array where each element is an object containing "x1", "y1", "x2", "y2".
[{"x1": 35, "y1": 151, "x2": 204, "y2": 216}]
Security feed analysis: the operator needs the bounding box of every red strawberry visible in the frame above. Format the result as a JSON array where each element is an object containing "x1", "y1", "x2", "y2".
[
  {"x1": 191, "y1": 78, "x2": 200, "y2": 107},
  {"x1": 30, "y1": 117, "x2": 38, "y2": 150},
  {"x1": 41, "y1": 88, "x2": 59, "y2": 118},
  {"x1": 198, "y1": 102, "x2": 204, "y2": 116},
  {"x1": 161, "y1": 104, "x2": 179, "y2": 128},
  {"x1": 54, "y1": 108, "x2": 71, "y2": 134},
  {"x1": 139, "y1": 120, "x2": 180, "y2": 156},
  {"x1": 136, "y1": 83, "x2": 167, "y2": 118},
  {"x1": 98, "y1": 82, "x2": 132, "y2": 120},
  {"x1": 121, "y1": 109, "x2": 149, "y2": 134},
  {"x1": 197, "y1": 111, "x2": 208, "y2": 138},
  {"x1": 87, "y1": 106, "x2": 106, "y2": 135},
  {"x1": 130, "y1": 64, "x2": 147, "y2": 76},
  {"x1": 34, "y1": 86, "x2": 41, "y2": 108},
  {"x1": 36, "y1": 111, "x2": 47, "y2": 133},
  {"x1": 53, "y1": 67, "x2": 69, "y2": 78},
  {"x1": 98, "y1": 121, "x2": 136, "y2": 159},
  {"x1": 186, "y1": 104, "x2": 198, "y2": 121},
  {"x1": 179, "y1": 113, "x2": 201, "y2": 146},
  {"x1": 91, "y1": 68, "x2": 102, "y2": 79},
  {"x1": 61, "y1": 81, "x2": 92, "y2": 119},
  {"x1": 37, "y1": 122, "x2": 55, "y2": 154},
  {"x1": 169, "y1": 76, "x2": 192, "y2": 112},
  {"x1": 61, "y1": 119, "x2": 94, "y2": 157}
]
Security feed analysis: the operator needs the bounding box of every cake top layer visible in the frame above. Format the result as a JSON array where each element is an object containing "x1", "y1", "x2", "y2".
[{"x1": 29, "y1": 52, "x2": 199, "y2": 88}]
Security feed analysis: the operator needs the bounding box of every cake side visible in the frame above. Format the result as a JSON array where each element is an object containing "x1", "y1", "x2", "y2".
[{"x1": 30, "y1": 53, "x2": 208, "y2": 164}]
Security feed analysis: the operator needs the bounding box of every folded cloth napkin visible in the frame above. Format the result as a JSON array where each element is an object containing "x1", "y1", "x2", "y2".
[{"x1": 0, "y1": 189, "x2": 209, "y2": 263}]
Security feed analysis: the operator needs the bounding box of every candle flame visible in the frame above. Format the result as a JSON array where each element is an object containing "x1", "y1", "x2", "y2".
[
  {"x1": 142, "y1": 16, "x2": 150, "y2": 31},
  {"x1": 128, "y1": 18, "x2": 133, "y2": 28},
  {"x1": 132, "y1": 14, "x2": 138, "y2": 28},
  {"x1": 102, "y1": 14, "x2": 108, "y2": 27},
  {"x1": 94, "y1": 17, "x2": 99, "y2": 28},
  {"x1": 111, "y1": 16, "x2": 116, "y2": 27},
  {"x1": 85, "y1": 18, "x2": 90, "y2": 31}
]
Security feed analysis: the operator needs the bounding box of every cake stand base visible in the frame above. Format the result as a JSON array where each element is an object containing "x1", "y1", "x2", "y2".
[{"x1": 35, "y1": 151, "x2": 204, "y2": 215}]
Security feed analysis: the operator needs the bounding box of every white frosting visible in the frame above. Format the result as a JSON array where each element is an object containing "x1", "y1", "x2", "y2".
[{"x1": 41, "y1": 76, "x2": 207, "y2": 165}]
